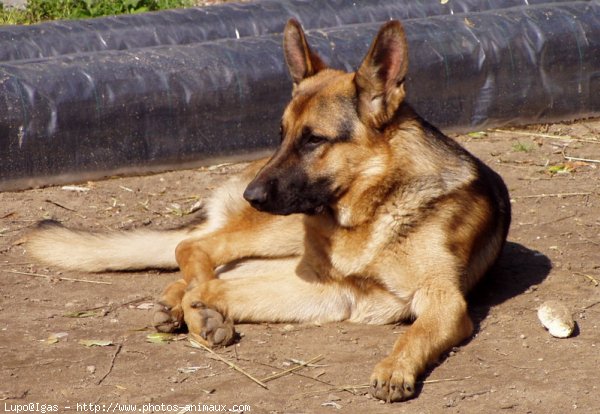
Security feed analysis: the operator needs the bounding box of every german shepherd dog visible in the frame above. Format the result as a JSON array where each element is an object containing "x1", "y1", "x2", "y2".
[{"x1": 28, "y1": 19, "x2": 511, "y2": 402}]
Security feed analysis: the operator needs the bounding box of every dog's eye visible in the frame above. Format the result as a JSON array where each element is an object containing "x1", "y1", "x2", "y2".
[{"x1": 304, "y1": 134, "x2": 327, "y2": 149}]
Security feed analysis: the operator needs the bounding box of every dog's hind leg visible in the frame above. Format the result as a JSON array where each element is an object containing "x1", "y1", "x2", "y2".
[
  {"x1": 179, "y1": 262, "x2": 409, "y2": 347},
  {"x1": 180, "y1": 268, "x2": 353, "y2": 346}
]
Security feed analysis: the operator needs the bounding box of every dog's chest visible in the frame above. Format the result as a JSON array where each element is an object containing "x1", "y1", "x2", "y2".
[{"x1": 329, "y1": 213, "x2": 402, "y2": 277}]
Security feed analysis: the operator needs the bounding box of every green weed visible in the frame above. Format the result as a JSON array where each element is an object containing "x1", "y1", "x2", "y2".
[
  {"x1": 0, "y1": 0, "x2": 194, "y2": 25},
  {"x1": 512, "y1": 141, "x2": 534, "y2": 153}
]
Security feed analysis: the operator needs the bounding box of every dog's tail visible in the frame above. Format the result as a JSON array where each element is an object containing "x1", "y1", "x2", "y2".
[{"x1": 26, "y1": 220, "x2": 193, "y2": 272}]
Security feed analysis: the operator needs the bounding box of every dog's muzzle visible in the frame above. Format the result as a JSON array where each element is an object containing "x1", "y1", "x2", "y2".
[{"x1": 243, "y1": 181, "x2": 270, "y2": 209}]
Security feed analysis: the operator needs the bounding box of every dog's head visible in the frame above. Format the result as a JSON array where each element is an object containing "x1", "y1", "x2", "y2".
[{"x1": 244, "y1": 19, "x2": 409, "y2": 216}]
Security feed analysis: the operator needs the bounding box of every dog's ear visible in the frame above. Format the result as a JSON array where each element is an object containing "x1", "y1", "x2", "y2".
[
  {"x1": 355, "y1": 21, "x2": 409, "y2": 129},
  {"x1": 283, "y1": 18, "x2": 327, "y2": 86}
]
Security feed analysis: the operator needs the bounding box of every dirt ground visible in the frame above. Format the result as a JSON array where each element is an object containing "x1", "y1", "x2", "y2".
[{"x1": 1, "y1": 120, "x2": 599, "y2": 413}]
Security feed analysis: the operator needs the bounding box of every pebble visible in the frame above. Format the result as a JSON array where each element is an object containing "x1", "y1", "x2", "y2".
[
  {"x1": 537, "y1": 300, "x2": 575, "y2": 338},
  {"x1": 282, "y1": 324, "x2": 295, "y2": 332}
]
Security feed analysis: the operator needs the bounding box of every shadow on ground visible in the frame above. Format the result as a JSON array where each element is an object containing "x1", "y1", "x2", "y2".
[{"x1": 468, "y1": 241, "x2": 552, "y2": 326}]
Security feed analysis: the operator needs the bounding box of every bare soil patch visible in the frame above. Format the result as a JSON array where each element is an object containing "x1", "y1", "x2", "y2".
[{"x1": 1, "y1": 120, "x2": 599, "y2": 413}]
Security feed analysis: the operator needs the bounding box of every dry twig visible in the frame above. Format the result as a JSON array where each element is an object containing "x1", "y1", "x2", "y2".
[
  {"x1": 573, "y1": 272, "x2": 599, "y2": 287},
  {"x1": 579, "y1": 237, "x2": 600, "y2": 247},
  {"x1": 97, "y1": 343, "x2": 123, "y2": 385},
  {"x1": 491, "y1": 129, "x2": 600, "y2": 144},
  {"x1": 296, "y1": 375, "x2": 473, "y2": 397},
  {"x1": 44, "y1": 199, "x2": 87, "y2": 219},
  {"x1": 583, "y1": 300, "x2": 600, "y2": 310},
  {"x1": 68, "y1": 296, "x2": 154, "y2": 318},
  {"x1": 236, "y1": 356, "x2": 349, "y2": 392},
  {"x1": 561, "y1": 146, "x2": 600, "y2": 164},
  {"x1": 537, "y1": 213, "x2": 577, "y2": 227},
  {"x1": 563, "y1": 155, "x2": 600, "y2": 164},
  {"x1": 188, "y1": 333, "x2": 268, "y2": 389},
  {"x1": 44, "y1": 199, "x2": 77, "y2": 212},
  {"x1": 260, "y1": 355, "x2": 323, "y2": 383},
  {"x1": 6, "y1": 269, "x2": 112, "y2": 285},
  {"x1": 511, "y1": 192, "x2": 592, "y2": 199},
  {"x1": 422, "y1": 375, "x2": 473, "y2": 384},
  {"x1": 294, "y1": 384, "x2": 367, "y2": 397}
]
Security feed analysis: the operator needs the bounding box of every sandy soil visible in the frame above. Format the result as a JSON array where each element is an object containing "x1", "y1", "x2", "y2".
[{"x1": 1, "y1": 120, "x2": 599, "y2": 413}]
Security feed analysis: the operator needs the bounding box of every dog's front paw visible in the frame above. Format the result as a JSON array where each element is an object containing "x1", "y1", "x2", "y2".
[
  {"x1": 370, "y1": 357, "x2": 416, "y2": 403},
  {"x1": 152, "y1": 302, "x2": 184, "y2": 333},
  {"x1": 184, "y1": 301, "x2": 236, "y2": 347}
]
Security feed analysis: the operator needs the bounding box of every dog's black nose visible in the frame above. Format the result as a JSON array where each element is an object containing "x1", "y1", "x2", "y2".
[{"x1": 243, "y1": 183, "x2": 269, "y2": 206}]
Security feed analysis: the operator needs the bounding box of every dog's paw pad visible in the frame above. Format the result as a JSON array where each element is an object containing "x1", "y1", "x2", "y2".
[
  {"x1": 370, "y1": 359, "x2": 416, "y2": 403},
  {"x1": 152, "y1": 303, "x2": 183, "y2": 333},
  {"x1": 189, "y1": 304, "x2": 235, "y2": 347},
  {"x1": 200, "y1": 307, "x2": 235, "y2": 346}
]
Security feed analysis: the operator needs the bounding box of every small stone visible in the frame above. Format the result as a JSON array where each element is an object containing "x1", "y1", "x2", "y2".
[
  {"x1": 86, "y1": 365, "x2": 96, "y2": 374},
  {"x1": 537, "y1": 300, "x2": 575, "y2": 338},
  {"x1": 321, "y1": 401, "x2": 342, "y2": 409}
]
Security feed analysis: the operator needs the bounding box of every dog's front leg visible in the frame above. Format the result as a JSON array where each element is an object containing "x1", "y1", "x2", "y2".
[
  {"x1": 153, "y1": 236, "x2": 222, "y2": 332},
  {"x1": 154, "y1": 212, "x2": 303, "y2": 333},
  {"x1": 370, "y1": 282, "x2": 473, "y2": 402},
  {"x1": 153, "y1": 234, "x2": 238, "y2": 333}
]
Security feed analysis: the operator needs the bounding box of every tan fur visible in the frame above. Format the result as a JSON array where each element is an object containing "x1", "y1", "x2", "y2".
[
  {"x1": 27, "y1": 225, "x2": 187, "y2": 272},
  {"x1": 26, "y1": 19, "x2": 510, "y2": 403}
]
